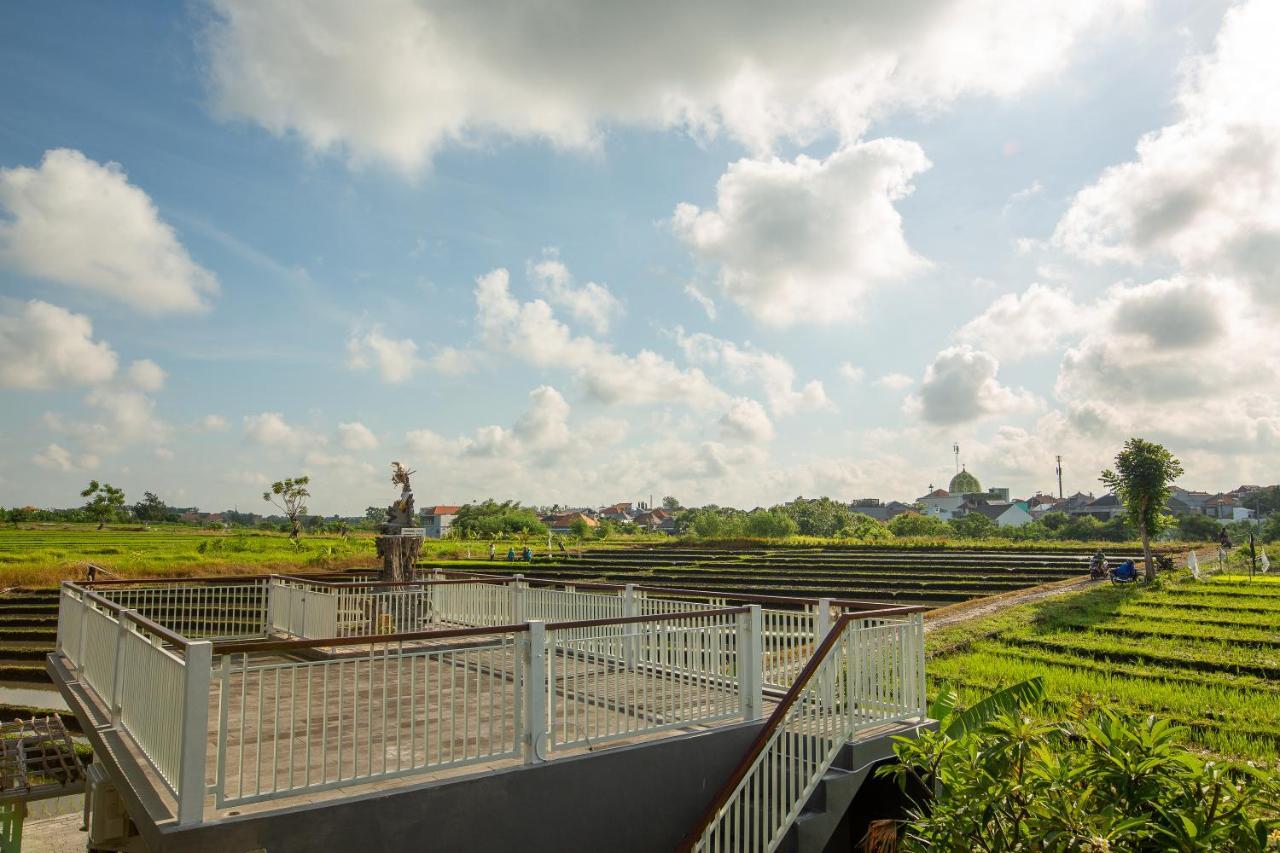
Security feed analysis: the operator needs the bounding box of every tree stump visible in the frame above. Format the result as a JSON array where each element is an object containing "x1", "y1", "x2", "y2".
[{"x1": 376, "y1": 534, "x2": 422, "y2": 583}]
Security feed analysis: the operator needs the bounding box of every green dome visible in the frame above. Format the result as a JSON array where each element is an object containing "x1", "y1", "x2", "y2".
[{"x1": 949, "y1": 468, "x2": 982, "y2": 495}]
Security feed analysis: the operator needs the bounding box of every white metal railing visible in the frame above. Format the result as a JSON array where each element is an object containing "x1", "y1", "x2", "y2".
[
  {"x1": 689, "y1": 613, "x2": 925, "y2": 853},
  {"x1": 545, "y1": 609, "x2": 753, "y2": 752},
  {"x1": 56, "y1": 583, "x2": 212, "y2": 826},
  {"x1": 212, "y1": 634, "x2": 524, "y2": 806},
  {"x1": 58, "y1": 574, "x2": 924, "y2": 827},
  {"x1": 95, "y1": 581, "x2": 270, "y2": 640}
]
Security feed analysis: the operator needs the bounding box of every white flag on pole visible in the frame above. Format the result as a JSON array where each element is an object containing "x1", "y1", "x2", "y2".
[
  {"x1": 1188, "y1": 550, "x2": 1200, "y2": 580},
  {"x1": 1262, "y1": 549, "x2": 1271, "y2": 574}
]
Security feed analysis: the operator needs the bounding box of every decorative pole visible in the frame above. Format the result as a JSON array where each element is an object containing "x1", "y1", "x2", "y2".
[{"x1": 375, "y1": 461, "x2": 424, "y2": 583}]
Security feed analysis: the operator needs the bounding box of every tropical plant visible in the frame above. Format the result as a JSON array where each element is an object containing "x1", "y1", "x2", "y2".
[
  {"x1": 81, "y1": 480, "x2": 126, "y2": 530},
  {"x1": 1102, "y1": 438, "x2": 1184, "y2": 580},
  {"x1": 262, "y1": 476, "x2": 311, "y2": 540},
  {"x1": 882, "y1": 679, "x2": 1278, "y2": 852}
]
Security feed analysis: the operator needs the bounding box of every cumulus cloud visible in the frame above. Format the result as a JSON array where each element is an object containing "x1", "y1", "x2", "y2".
[
  {"x1": 475, "y1": 268, "x2": 727, "y2": 408},
  {"x1": 685, "y1": 285, "x2": 717, "y2": 320},
  {"x1": 203, "y1": 0, "x2": 1132, "y2": 172},
  {"x1": 874, "y1": 373, "x2": 914, "y2": 390},
  {"x1": 337, "y1": 421, "x2": 379, "y2": 451},
  {"x1": 1056, "y1": 277, "x2": 1275, "y2": 405},
  {"x1": 839, "y1": 363, "x2": 865, "y2": 383},
  {"x1": 909, "y1": 345, "x2": 1040, "y2": 425},
  {"x1": 244, "y1": 412, "x2": 321, "y2": 447},
  {"x1": 127, "y1": 359, "x2": 166, "y2": 392},
  {"x1": 32, "y1": 443, "x2": 75, "y2": 472},
  {"x1": 0, "y1": 299, "x2": 118, "y2": 389},
  {"x1": 719, "y1": 397, "x2": 775, "y2": 443},
  {"x1": 347, "y1": 327, "x2": 422, "y2": 383},
  {"x1": 530, "y1": 252, "x2": 622, "y2": 334},
  {"x1": 673, "y1": 142, "x2": 931, "y2": 325},
  {"x1": 677, "y1": 330, "x2": 829, "y2": 416},
  {"x1": 198, "y1": 414, "x2": 230, "y2": 432},
  {"x1": 1053, "y1": 0, "x2": 1280, "y2": 307},
  {"x1": 955, "y1": 283, "x2": 1091, "y2": 358},
  {"x1": 0, "y1": 149, "x2": 218, "y2": 313}
]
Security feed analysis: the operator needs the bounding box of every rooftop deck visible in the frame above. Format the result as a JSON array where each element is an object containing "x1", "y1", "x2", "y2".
[{"x1": 50, "y1": 571, "x2": 925, "y2": 847}]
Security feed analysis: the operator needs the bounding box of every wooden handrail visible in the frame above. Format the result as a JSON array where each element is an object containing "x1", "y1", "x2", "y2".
[
  {"x1": 212, "y1": 622, "x2": 530, "y2": 654},
  {"x1": 676, "y1": 613, "x2": 859, "y2": 852},
  {"x1": 432, "y1": 569, "x2": 929, "y2": 616}
]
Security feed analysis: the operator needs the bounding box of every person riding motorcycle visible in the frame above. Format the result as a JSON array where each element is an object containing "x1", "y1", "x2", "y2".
[{"x1": 1089, "y1": 549, "x2": 1108, "y2": 580}]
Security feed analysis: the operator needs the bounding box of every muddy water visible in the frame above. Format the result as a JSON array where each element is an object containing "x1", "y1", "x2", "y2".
[{"x1": 0, "y1": 681, "x2": 68, "y2": 711}]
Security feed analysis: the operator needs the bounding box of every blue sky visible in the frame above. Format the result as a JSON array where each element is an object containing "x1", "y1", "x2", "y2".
[{"x1": 2, "y1": 0, "x2": 1277, "y2": 515}]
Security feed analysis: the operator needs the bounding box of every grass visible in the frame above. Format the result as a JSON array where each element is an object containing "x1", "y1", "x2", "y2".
[{"x1": 928, "y1": 570, "x2": 1280, "y2": 765}]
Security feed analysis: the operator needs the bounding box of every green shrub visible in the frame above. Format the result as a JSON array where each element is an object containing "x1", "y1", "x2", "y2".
[{"x1": 883, "y1": 686, "x2": 1279, "y2": 851}]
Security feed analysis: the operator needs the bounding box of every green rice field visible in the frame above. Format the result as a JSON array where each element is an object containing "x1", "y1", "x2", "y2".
[{"x1": 928, "y1": 571, "x2": 1280, "y2": 764}]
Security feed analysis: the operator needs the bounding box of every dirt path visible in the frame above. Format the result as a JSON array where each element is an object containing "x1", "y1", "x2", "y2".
[{"x1": 924, "y1": 576, "x2": 1094, "y2": 633}]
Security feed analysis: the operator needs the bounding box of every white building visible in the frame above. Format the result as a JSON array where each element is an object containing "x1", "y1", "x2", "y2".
[{"x1": 421, "y1": 505, "x2": 460, "y2": 538}]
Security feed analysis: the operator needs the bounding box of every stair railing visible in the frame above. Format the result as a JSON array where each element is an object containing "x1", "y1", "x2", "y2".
[{"x1": 680, "y1": 612, "x2": 924, "y2": 853}]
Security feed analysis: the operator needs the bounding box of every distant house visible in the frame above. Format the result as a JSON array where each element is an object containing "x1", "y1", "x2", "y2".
[
  {"x1": 1201, "y1": 495, "x2": 1254, "y2": 521},
  {"x1": 1060, "y1": 492, "x2": 1096, "y2": 513},
  {"x1": 421, "y1": 505, "x2": 460, "y2": 539},
  {"x1": 1171, "y1": 488, "x2": 1212, "y2": 513},
  {"x1": 633, "y1": 509, "x2": 676, "y2": 534},
  {"x1": 972, "y1": 502, "x2": 1033, "y2": 528},
  {"x1": 599, "y1": 502, "x2": 635, "y2": 522},
  {"x1": 1072, "y1": 493, "x2": 1126, "y2": 521},
  {"x1": 545, "y1": 512, "x2": 598, "y2": 535},
  {"x1": 917, "y1": 490, "x2": 965, "y2": 520},
  {"x1": 854, "y1": 501, "x2": 916, "y2": 522}
]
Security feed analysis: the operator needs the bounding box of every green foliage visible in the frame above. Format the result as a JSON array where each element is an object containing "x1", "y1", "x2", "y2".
[
  {"x1": 451, "y1": 500, "x2": 547, "y2": 539},
  {"x1": 743, "y1": 508, "x2": 799, "y2": 538},
  {"x1": 1240, "y1": 486, "x2": 1280, "y2": 517},
  {"x1": 262, "y1": 476, "x2": 310, "y2": 539},
  {"x1": 568, "y1": 516, "x2": 593, "y2": 539},
  {"x1": 131, "y1": 491, "x2": 174, "y2": 523},
  {"x1": 1102, "y1": 438, "x2": 1184, "y2": 579},
  {"x1": 888, "y1": 513, "x2": 950, "y2": 537},
  {"x1": 1178, "y1": 512, "x2": 1224, "y2": 541},
  {"x1": 949, "y1": 511, "x2": 997, "y2": 538},
  {"x1": 80, "y1": 480, "x2": 126, "y2": 528},
  {"x1": 661, "y1": 495, "x2": 681, "y2": 511},
  {"x1": 884, "y1": 693, "x2": 1279, "y2": 851}
]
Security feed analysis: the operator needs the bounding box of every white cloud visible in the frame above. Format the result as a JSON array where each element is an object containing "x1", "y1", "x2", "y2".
[
  {"x1": 203, "y1": 0, "x2": 1133, "y2": 172},
  {"x1": 677, "y1": 330, "x2": 829, "y2": 415},
  {"x1": 127, "y1": 359, "x2": 166, "y2": 392},
  {"x1": 1056, "y1": 277, "x2": 1276, "y2": 406},
  {"x1": 530, "y1": 252, "x2": 622, "y2": 334},
  {"x1": 337, "y1": 421, "x2": 379, "y2": 451},
  {"x1": 426, "y1": 346, "x2": 475, "y2": 376},
  {"x1": 1001, "y1": 179, "x2": 1044, "y2": 215},
  {"x1": 839, "y1": 363, "x2": 865, "y2": 383},
  {"x1": 198, "y1": 414, "x2": 230, "y2": 432},
  {"x1": 155, "y1": 447, "x2": 175, "y2": 461},
  {"x1": 512, "y1": 385, "x2": 571, "y2": 449},
  {"x1": 909, "y1": 345, "x2": 1040, "y2": 425},
  {"x1": 955, "y1": 283, "x2": 1092, "y2": 358},
  {"x1": 32, "y1": 443, "x2": 74, "y2": 472},
  {"x1": 673, "y1": 142, "x2": 931, "y2": 325},
  {"x1": 244, "y1": 412, "x2": 320, "y2": 447},
  {"x1": 719, "y1": 397, "x2": 775, "y2": 443},
  {"x1": 874, "y1": 373, "x2": 914, "y2": 390},
  {"x1": 0, "y1": 149, "x2": 218, "y2": 313},
  {"x1": 475, "y1": 268, "x2": 727, "y2": 408},
  {"x1": 347, "y1": 328, "x2": 423, "y2": 383},
  {"x1": 684, "y1": 284, "x2": 717, "y2": 320},
  {"x1": 0, "y1": 299, "x2": 118, "y2": 389},
  {"x1": 1053, "y1": 0, "x2": 1280, "y2": 308}
]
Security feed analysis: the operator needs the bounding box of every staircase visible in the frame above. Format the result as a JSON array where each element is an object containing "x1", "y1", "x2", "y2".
[{"x1": 681, "y1": 613, "x2": 927, "y2": 853}]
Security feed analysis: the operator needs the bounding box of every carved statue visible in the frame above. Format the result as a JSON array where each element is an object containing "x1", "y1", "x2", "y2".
[
  {"x1": 381, "y1": 461, "x2": 418, "y2": 533},
  {"x1": 377, "y1": 461, "x2": 423, "y2": 584}
]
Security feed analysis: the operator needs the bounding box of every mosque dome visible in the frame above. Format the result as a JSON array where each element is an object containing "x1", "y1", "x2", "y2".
[{"x1": 948, "y1": 467, "x2": 982, "y2": 495}]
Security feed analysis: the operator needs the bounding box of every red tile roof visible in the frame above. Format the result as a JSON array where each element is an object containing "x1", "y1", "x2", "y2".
[{"x1": 424, "y1": 505, "x2": 461, "y2": 515}]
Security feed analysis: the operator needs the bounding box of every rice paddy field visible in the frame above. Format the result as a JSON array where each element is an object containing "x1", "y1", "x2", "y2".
[
  {"x1": 456, "y1": 545, "x2": 1151, "y2": 606},
  {"x1": 928, "y1": 570, "x2": 1280, "y2": 765}
]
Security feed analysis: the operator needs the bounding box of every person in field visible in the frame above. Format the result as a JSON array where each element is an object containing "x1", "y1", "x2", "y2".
[
  {"x1": 1089, "y1": 549, "x2": 1108, "y2": 580},
  {"x1": 489, "y1": 542, "x2": 496, "y2": 560},
  {"x1": 506, "y1": 546, "x2": 516, "y2": 561}
]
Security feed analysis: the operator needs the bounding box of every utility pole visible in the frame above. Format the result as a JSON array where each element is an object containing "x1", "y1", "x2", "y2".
[
  {"x1": 1055, "y1": 455, "x2": 1064, "y2": 499},
  {"x1": 953, "y1": 443, "x2": 960, "y2": 474}
]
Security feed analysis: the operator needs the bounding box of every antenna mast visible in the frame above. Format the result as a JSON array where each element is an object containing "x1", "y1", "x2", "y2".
[
  {"x1": 953, "y1": 442, "x2": 960, "y2": 474},
  {"x1": 1055, "y1": 455, "x2": 1064, "y2": 499}
]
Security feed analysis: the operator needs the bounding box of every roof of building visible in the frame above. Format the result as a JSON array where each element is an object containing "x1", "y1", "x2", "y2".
[
  {"x1": 547, "y1": 511, "x2": 597, "y2": 527},
  {"x1": 1086, "y1": 494, "x2": 1121, "y2": 508},
  {"x1": 948, "y1": 467, "x2": 981, "y2": 495},
  {"x1": 423, "y1": 505, "x2": 461, "y2": 515}
]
